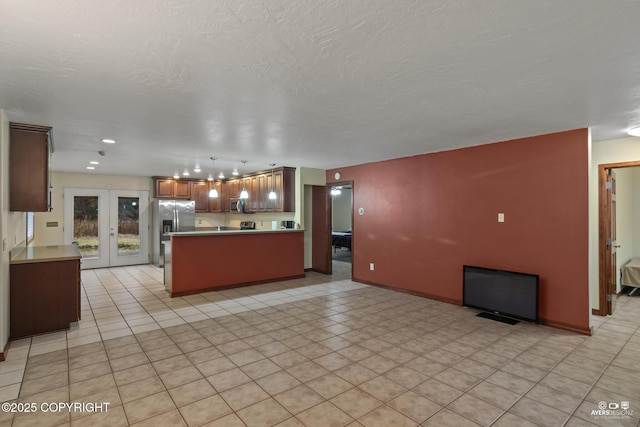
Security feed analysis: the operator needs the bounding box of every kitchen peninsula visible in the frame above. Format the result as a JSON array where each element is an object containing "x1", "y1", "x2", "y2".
[{"x1": 164, "y1": 229, "x2": 304, "y2": 296}]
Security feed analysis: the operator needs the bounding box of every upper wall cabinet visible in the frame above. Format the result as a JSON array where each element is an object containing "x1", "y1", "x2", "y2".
[
  {"x1": 152, "y1": 167, "x2": 295, "y2": 212},
  {"x1": 190, "y1": 181, "x2": 210, "y2": 212},
  {"x1": 153, "y1": 178, "x2": 191, "y2": 199},
  {"x1": 10, "y1": 123, "x2": 52, "y2": 212}
]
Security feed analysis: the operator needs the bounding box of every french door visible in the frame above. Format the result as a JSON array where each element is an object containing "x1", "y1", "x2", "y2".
[{"x1": 64, "y1": 189, "x2": 149, "y2": 269}]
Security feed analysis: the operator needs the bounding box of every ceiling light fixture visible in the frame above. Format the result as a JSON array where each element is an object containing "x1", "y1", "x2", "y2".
[
  {"x1": 194, "y1": 166, "x2": 201, "y2": 173},
  {"x1": 218, "y1": 171, "x2": 225, "y2": 179},
  {"x1": 207, "y1": 174, "x2": 213, "y2": 181},
  {"x1": 232, "y1": 168, "x2": 239, "y2": 176},
  {"x1": 182, "y1": 169, "x2": 190, "y2": 176},
  {"x1": 330, "y1": 186, "x2": 342, "y2": 196},
  {"x1": 268, "y1": 163, "x2": 277, "y2": 200},
  {"x1": 240, "y1": 160, "x2": 249, "y2": 199},
  {"x1": 628, "y1": 127, "x2": 640, "y2": 137},
  {"x1": 90, "y1": 161, "x2": 99, "y2": 165},
  {"x1": 173, "y1": 172, "x2": 180, "y2": 179},
  {"x1": 208, "y1": 157, "x2": 219, "y2": 198},
  {"x1": 101, "y1": 138, "x2": 116, "y2": 144},
  {"x1": 86, "y1": 166, "x2": 95, "y2": 170}
]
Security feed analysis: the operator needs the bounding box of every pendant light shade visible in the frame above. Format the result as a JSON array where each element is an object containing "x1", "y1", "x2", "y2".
[
  {"x1": 268, "y1": 163, "x2": 277, "y2": 200},
  {"x1": 208, "y1": 157, "x2": 219, "y2": 198},
  {"x1": 240, "y1": 160, "x2": 249, "y2": 199}
]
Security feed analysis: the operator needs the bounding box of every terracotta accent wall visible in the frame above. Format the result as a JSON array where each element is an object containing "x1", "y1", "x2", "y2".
[{"x1": 327, "y1": 129, "x2": 589, "y2": 334}]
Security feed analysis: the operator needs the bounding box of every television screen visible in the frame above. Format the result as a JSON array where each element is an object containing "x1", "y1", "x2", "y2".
[{"x1": 463, "y1": 265, "x2": 539, "y2": 323}]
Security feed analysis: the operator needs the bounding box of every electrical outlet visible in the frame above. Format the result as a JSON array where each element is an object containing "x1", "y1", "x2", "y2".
[{"x1": 370, "y1": 263, "x2": 375, "y2": 271}]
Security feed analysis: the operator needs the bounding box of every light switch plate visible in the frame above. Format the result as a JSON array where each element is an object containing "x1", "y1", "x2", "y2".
[{"x1": 498, "y1": 213, "x2": 505, "y2": 223}]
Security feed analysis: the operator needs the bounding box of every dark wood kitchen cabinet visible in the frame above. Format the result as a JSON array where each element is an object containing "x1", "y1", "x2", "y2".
[
  {"x1": 153, "y1": 178, "x2": 191, "y2": 199},
  {"x1": 209, "y1": 181, "x2": 223, "y2": 212},
  {"x1": 9, "y1": 123, "x2": 52, "y2": 212},
  {"x1": 244, "y1": 176, "x2": 258, "y2": 212},
  {"x1": 10, "y1": 246, "x2": 81, "y2": 340},
  {"x1": 153, "y1": 167, "x2": 294, "y2": 212},
  {"x1": 189, "y1": 180, "x2": 223, "y2": 213},
  {"x1": 155, "y1": 179, "x2": 175, "y2": 198},
  {"x1": 273, "y1": 168, "x2": 295, "y2": 212},
  {"x1": 190, "y1": 181, "x2": 210, "y2": 212}
]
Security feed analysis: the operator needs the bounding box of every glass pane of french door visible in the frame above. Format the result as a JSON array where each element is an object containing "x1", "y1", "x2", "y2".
[
  {"x1": 116, "y1": 197, "x2": 140, "y2": 256},
  {"x1": 73, "y1": 196, "x2": 100, "y2": 259}
]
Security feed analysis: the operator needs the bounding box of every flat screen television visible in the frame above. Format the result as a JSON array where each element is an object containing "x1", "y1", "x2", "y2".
[{"x1": 462, "y1": 265, "x2": 539, "y2": 324}]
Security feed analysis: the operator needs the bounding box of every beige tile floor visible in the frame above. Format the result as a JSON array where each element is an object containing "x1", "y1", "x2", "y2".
[{"x1": 0, "y1": 261, "x2": 639, "y2": 426}]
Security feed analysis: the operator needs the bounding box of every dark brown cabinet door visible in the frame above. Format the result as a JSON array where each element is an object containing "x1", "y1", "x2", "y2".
[
  {"x1": 174, "y1": 180, "x2": 191, "y2": 199},
  {"x1": 245, "y1": 176, "x2": 259, "y2": 212},
  {"x1": 190, "y1": 181, "x2": 210, "y2": 212},
  {"x1": 258, "y1": 174, "x2": 268, "y2": 211},
  {"x1": 155, "y1": 179, "x2": 175, "y2": 198},
  {"x1": 10, "y1": 259, "x2": 80, "y2": 339},
  {"x1": 209, "y1": 181, "x2": 223, "y2": 212},
  {"x1": 229, "y1": 179, "x2": 241, "y2": 199},
  {"x1": 274, "y1": 170, "x2": 284, "y2": 212},
  {"x1": 10, "y1": 123, "x2": 51, "y2": 212}
]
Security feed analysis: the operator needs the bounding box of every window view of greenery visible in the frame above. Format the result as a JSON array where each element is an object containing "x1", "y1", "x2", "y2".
[
  {"x1": 117, "y1": 197, "x2": 140, "y2": 255},
  {"x1": 74, "y1": 196, "x2": 99, "y2": 257},
  {"x1": 73, "y1": 196, "x2": 140, "y2": 257}
]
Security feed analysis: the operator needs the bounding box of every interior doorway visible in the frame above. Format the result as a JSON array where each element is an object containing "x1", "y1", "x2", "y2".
[
  {"x1": 330, "y1": 184, "x2": 352, "y2": 264},
  {"x1": 63, "y1": 188, "x2": 149, "y2": 269},
  {"x1": 598, "y1": 161, "x2": 640, "y2": 315}
]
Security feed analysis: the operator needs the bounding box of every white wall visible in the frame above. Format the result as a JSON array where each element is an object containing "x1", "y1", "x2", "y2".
[
  {"x1": 590, "y1": 136, "x2": 640, "y2": 310},
  {"x1": 332, "y1": 188, "x2": 352, "y2": 231},
  {"x1": 633, "y1": 168, "x2": 640, "y2": 257},
  {"x1": 0, "y1": 110, "x2": 27, "y2": 352},
  {"x1": 614, "y1": 168, "x2": 633, "y2": 292}
]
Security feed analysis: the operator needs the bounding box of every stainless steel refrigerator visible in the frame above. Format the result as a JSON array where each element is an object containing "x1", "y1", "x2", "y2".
[{"x1": 152, "y1": 199, "x2": 196, "y2": 267}]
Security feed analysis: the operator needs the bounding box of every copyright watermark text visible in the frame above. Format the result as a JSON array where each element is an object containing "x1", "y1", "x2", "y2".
[{"x1": 2, "y1": 402, "x2": 110, "y2": 413}]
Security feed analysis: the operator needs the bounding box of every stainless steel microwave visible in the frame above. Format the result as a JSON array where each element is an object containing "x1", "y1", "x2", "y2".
[{"x1": 230, "y1": 198, "x2": 244, "y2": 213}]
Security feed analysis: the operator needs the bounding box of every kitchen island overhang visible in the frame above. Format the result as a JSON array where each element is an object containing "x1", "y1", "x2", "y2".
[{"x1": 164, "y1": 229, "x2": 305, "y2": 297}]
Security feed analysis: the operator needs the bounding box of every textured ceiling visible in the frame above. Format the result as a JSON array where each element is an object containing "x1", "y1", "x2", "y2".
[{"x1": 1, "y1": 1, "x2": 639, "y2": 178}]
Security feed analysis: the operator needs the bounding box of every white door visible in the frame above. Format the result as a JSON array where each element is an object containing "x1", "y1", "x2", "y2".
[{"x1": 64, "y1": 189, "x2": 149, "y2": 269}]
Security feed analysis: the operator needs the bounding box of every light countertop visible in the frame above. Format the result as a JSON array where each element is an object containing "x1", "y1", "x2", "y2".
[
  {"x1": 169, "y1": 229, "x2": 303, "y2": 237},
  {"x1": 10, "y1": 245, "x2": 82, "y2": 264}
]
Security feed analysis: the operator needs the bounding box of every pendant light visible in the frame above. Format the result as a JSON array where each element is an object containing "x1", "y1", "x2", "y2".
[
  {"x1": 268, "y1": 163, "x2": 277, "y2": 200},
  {"x1": 240, "y1": 160, "x2": 249, "y2": 199},
  {"x1": 208, "y1": 157, "x2": 219, "y2": 198}
]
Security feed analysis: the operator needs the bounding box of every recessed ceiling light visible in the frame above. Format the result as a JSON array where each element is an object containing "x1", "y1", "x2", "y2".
[
  {"x1": 194, "y1": 167, "x2": 201, "y2": 173},
  {"x1": 101, "y1": 138, "x2": 116, "y2": 144},
  {"x1": 90, "y1": 161, "x2": 99, "y2": 165},
  {"x1": 86, "y1": 166, "x2": 95, "y2": 170},
  {"x1": 628, "y1": 127, "x2": 640, "y2": 137}
]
